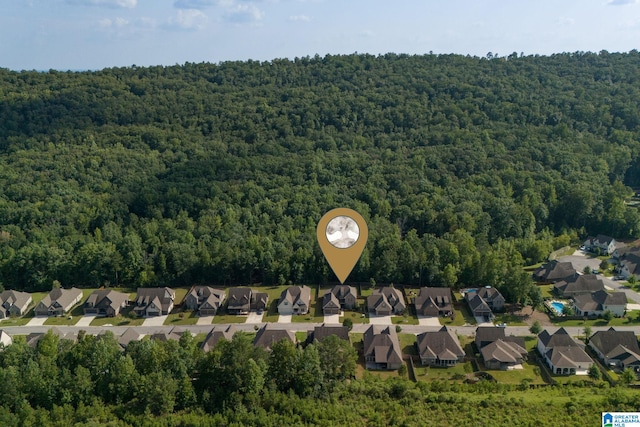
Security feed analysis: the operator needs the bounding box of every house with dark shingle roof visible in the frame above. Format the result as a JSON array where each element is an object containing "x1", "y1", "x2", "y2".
[
  {"x1": 466, "y1": 294, "x2": 493, "y2": 321},
  {"x1": 185, "y1": 286, "x2": 225, "y2": 316},
  {"x1": 617, "y1": 249, "x2": 640, "y2": 281},
  {"x1": 414, "y1": 287, "x2": 453, "y2": 317},
  {"x1": 251, "y1": 292, "x2": 269, "y2": 312},
  {"x1": 201, "y1": 325, "x2": 237, "y2": 352},
  {"x1": 363, "y1": 325, "x2": 403, "y2": 370},
  {"x1": 0, "y1": 290, "x2": 32, "y2": 319},
  {"x1": 367, "y1": 287, "x2": 406, "y2": 315},
  {"x1": 278, "y1": 286, "x2": 311, "y2": 315},
  {"x1": 583, "y1": 234, "x2": 619, "y2": 255},
  {"x1": 118, "y1": 327, "x2": 144, "y2": 349},
  {"x1": 133, "y1": 287, "x2": 175, "y2": 317},
  {"x1": 83, "y1": 289, "x2": 129, "y2": 317},
  {"x1": 416, "y1": 326, "x2": 465, "y2": 367},
  {"x1": 305, "y1": 324, "x2": 350, "y2": 346},
  {"x1": 476, "y1": 287, "x2": 505, "y2": 311},
  {"x1": 572, "y1": 290, "x2": 627, "y2": 318},
  {"x1": 475, "y1": 326, "x2": 509, "y2": 350},
  {"x1": 553, "y1": 274, "x2": 605, "y2": 298},
  {"x1": 253, "y1": 324, "x2": 296, "y2": 350},
  {"x1": 589, "y1": 328, "x2": 640, "y2": 375},
  {"x1": 537, "y1": 328, "x2": 593, "y2": 375},
  {"x1": 34, "y1": 288, "x2": 83, "y2": 316},
  {"x1": 533, "y1": 261, "x2": 578, "y2": 283},
  {"x1": 481, "y1": 339, "x2": 527, "y2": 370},
  {"x1": 322, "y1": 285, "x2": 357, "y2": 314},
  {"x1": 227, "y1": 287, "x2": 252, "y2": 315}
]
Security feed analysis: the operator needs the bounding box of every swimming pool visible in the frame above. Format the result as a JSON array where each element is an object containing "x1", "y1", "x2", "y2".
[{"x1": 550, "y1": 301, "x2": 565, "y2": 315}]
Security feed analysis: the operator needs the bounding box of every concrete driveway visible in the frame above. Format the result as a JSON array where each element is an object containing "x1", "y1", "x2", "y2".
[
  {"x1": 475, "y1": 316, "x2": 494, "y2": 326},
  {"x1": 26, "y1": 316, "x2": 48, "y2": 326},
  {"x1": 557, "y1": 254, "x2": 602, "y2": 274},
  {"x1": 196, "y1": 315, "x2": 214, "y2": 325},
  {"x1": 277, "y1": 314, "x2": 292, "y2": 324},
  {"x1": 142, "y1": 315, "x2": 168, "y2": 326},
  {"x1": 75, "y1": 314, "x2": 97, "y2": 327},
  {"x1": 324, "y1": 311, "x2": 342, "y2": 324},
  {"x1": 417, "y1": 316, "x2": 441, "y2": 326},
  {"x1": 368, "y1": 314, "x2": 392, "y2": 325},
  {"x1": 246, "y1": 311, "x2": 263, "y2": 323}
]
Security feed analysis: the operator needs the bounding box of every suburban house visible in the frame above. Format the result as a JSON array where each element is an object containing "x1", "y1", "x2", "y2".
[
  {"x1": 27, "y1": 327, "x2": 78, "y2": 347},
  {"x1": 278, "y1": 285, "x2": 311, "y2": 315},
  {"x1": 416, "y1": 326, "x2": 465, "y2": 367},
  {"x1": 583, "y1": 235, "x2": 619, "y2": 255},
  {"x1": 475, "y1": 326, "x2": 527, "y2": 352},
  {"x1": 537, "y1": 328, "x2": 593, "y2": 375},
  {"x1": 133, "y1": 287, "x2": 175, "y2": 317},
  {"x1": 322, "y1": 285, "x2": 357, "y2": 315},
  {"x1": 363, "y1": 325, "x2": 403, "y2": 370},
  {"x1": 616, "y1": 248, "x2": 640, "y2": 280},
  {"x1": 589, "y1": 328, "x2": 640, "y2": 374},
  {"x1": 83, "y1": 289, "x2": 129, "y2": 317},
  {"x1": 476, "y1": 287, "x2": 505, "y2": 311},
  {"x1": 227, "y1": 287, "x2": 252, "y2": 314},
  {"x1": 253, "y1": 324, "x2": 296, "y2": 350},
  {"x1": 251, "y1": 292, "x2": 269, "y2": 312},
  {"x1": 0, "y1": 330, "x2": 12, "y2": 347},
  {"x1": 572, "y1": 290, "x2": 627, "y2": 318},
  {"x1": 414, "y1": 287, "x2": 453, "y2": 317},
  {"x1": 553, "y1": 274, "x2": 605, "y2": 298},
  {"x1": 532, "y1": 261, "x2": 578, "y2": 283},
  {"x1": 466, "y1": 294, "x2": 492, "y2": 321},
  {"x1": 305, "y1": 324, "x2": 350, "y2": 346},
  {"x1": 465, "y1": 286, "x2": 506, "y2": 321},
  {"x1": 150, "y1": 327, "x2": 188, "y2": 343},
  {"x1": 481, "y1": 339, "x2": 528, "y2": 370},
  {"x1": 118, "y1": 327, "x2": 144, "y2": 349},
  {"x1": 0, "y1": 290, "x2": 32, "y2": 319},
  {"x1": 366, "y1": 287, "x2": 406, "y2": 315},
  {"x1": 184, "y1": 286, "x2": 226, "y2": 316},
  {"x1": 201, "y1": 325, "x2": 237, "y2": 352},
  {"x1": 34, "y1": 287, "x2": 83, "y2": 316}
]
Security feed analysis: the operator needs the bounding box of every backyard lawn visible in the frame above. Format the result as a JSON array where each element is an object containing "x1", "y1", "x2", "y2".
[
  {"x1": 164, "y1": 311, "x2": 199, "y2": 325},
  {"x1": 440, "y1": 304, "x2": 476, "y2": 327}
]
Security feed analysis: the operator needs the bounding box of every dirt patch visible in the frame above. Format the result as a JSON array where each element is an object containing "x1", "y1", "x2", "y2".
[{"x1": 513, "y1": 305, "x2": 553, "y2": 326}]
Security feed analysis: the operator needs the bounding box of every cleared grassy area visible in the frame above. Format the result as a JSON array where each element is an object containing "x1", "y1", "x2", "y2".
[
  {"x1": 539, "y1": 284, "x2": 554, "y2": 299},
  {"x1": 0, "y1": 317, "x2": 32, "y2": 326},
  {"x1": 494, "y1": 313, "x2": 528, "y2": 326},
  {"x1": 398, "y1": 333, "x2": 417, "y2": 355},
  {"x1": 292, "y1": 289, "x2": 324, "y2": 323},
  {"x1": 392, "y1": 314, "x2": 419, "y2": 325},
  {"x1": 440, "y1": 304, "x2": 476, "y2": 327},
  {"x1": 164, "y1": 311, "x2": 199, "y2": 325},
  {"x1": 480, "y1": 358, "x2": 546, "y2": 385},
  {"x1": 212, "y1": 313, "x2": 248, "y2": 324},
  {"x1": 340, "y1": 311, "x2": 369, "y2": 324},
  {"x1": 413, "y1": 361, "x2": 472, "y2": 382},
  {"x1": 44, "y1": 314, "x2": 82, "y2": 326},
  {"x1": 552, "y1": 312, "x2": 640, "y2": 327},
  {"x1": 90, "y1": 314, "x2": 144, "y2": 327},
  {"x1": 295, "y1": 331, "x2": 309, "y2": 342}
]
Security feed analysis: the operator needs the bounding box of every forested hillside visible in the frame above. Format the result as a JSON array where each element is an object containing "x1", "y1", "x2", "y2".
[{"x1": 1, "y1": 52, "x2": 640, "y2": 297}]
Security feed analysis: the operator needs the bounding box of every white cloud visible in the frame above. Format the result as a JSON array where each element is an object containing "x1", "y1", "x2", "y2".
[
  {"x1": 67, "y1": 0, "x2": 138, "y2": 8},
  {"x1": 224, "y1": 3, "x2": 264, "y2": 22},
  {"x1": 174, "y1": 0, "x2": 217, "y2": 9},
  {"x1": 165, "y1": 9, "x2": 209, "y2": 30},
  {"x1": 608, "y1": 0, "x2": 638, "y2": 5},
  {"x1": 557, "y1": 17, "x2": 575, "y2": 26},
  {"x1": 288, "y1": 15, "x2": 310, "y2": 22}
]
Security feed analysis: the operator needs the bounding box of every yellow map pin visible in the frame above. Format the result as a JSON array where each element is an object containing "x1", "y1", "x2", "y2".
[{"x1": 317, "y1": 208, "x2": 368, "y2": 284}]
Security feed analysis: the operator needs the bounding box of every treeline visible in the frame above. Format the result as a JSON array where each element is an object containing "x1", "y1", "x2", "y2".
[
  {"x1": 0, "y1": 331, "x2": 638, "y2": 426},
  {"x1": 1, "y1": 52, "x2": 640, "y2": 297}
]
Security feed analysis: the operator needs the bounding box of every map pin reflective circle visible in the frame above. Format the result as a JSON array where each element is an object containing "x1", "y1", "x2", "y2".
[{"x1": 317, "y1": 208, "x2": 368, "y2": 284}]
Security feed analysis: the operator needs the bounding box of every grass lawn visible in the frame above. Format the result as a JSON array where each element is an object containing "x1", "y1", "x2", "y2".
[
  {"x1": 164, "y1": 310, "x2": 199, "y2": 325},
  {"x1": 90, "y1": 315, "x2": 144, "y2": 327},
  {"x1": 398, "y1": 333, "x2": 417, "y2": 355},
  {"x1": 440, "y1": 304, "x2": 475, "y2": 327},
  {"x1": 359, "y1": 286, "x2": 375, "y2": 298},
  {"x1": 0, "y1": 316, "x2": 32, "y2": 326},
  {"x1": 539, "y1": 285, "x2": 554, "y2": 299},
  {"x1": 493, "y1": 313, "x2": 528, "y2": 326},
  {"x1": 212, "y1": 313, "x2": 248, "y2": 324},
  {"x1": 44, "y1": 314, "x2": 82, "y2": 326},
  {"x1": 292, "y1": 290, "x2": 324, "y2": 323},
  {"x1": 392, "y1": 314, "x2": 419, "y2": 325},
  {"x1": 295, "y1": 331, "x2": 309, "y2": 342},
  {"x1": 340, "y1": 310, "x2": 369, "y2": 324},
  {"x1": 552, "y1": 312, "x2": 640, "y2": 327},
  {"x1": 413, "y1": 361, "x2": 472, "y2": 382}
]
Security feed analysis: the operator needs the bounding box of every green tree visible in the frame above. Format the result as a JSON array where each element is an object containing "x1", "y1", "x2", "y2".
[
  {"x1": 342, "y1": 317, "x2": 353, "y2": 331},
  {"x1": 603, "y1": 310, "x2": 613, "y2": 323},
  {"x1": 529, "y1": 320, "x2": 542, "y2": 335},
  {"x1": 583, "y1": 325, "x2": 592, "y2": 343},
  {"x1": 619, "y1": 367, "x2": 636, "y2": 385},
  {"x1": 588, "y1": 365, "x2": 601, "y2": 380},
  {"x1": 316, "y1": 335, "x2": 357, "y2": 382}
]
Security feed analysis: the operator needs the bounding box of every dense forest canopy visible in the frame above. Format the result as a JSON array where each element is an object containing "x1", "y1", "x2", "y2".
[{"x1": 1, "y1": 51, "x2": 640, "y2": 297}]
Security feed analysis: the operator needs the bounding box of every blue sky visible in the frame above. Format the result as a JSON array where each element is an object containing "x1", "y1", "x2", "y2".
[{"x1": 2, "y1": 0, "x2": 640, "y2": 70}]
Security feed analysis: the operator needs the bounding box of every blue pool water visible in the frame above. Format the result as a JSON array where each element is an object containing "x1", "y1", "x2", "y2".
[{"x1": 550, "y1": 302, "x2": 565, "y2": 315}]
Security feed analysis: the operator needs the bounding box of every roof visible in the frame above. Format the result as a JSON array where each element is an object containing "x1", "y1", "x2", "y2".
[
  {"x1": 533, "y1": 261, "x2": 577, "y2": 282},
  {"x1": 306, "y1": 325, "x2": 350, "y2": 344},
  {"x1": 475, "y1": 326, "x2": 506, "y2": 347},
  {"x1": 620, "y1": 252, "x2": 640, "y2": 276},
  {"x1": 481, "y1": 339, "x2": 527, "y2": 364},
  {"x1": 595, "y1": 234, "x2": 616, "y2": 245},
  {"x1": 415, "y1": 287, "x2": 452, "y2": 311},
  {"x1": 590, "y1": 328, "x2": 640, "y2": 359},
  {"x1": 331, "y1": 285, "x2": 357, "y2": 300},
  {"x1": 322, "y1": 292, "x2": 340, "y2": 309},
  {"x1": 375, "y1": 287, "x2": 405, "y2": 307},
  {"x1": 201, "y1": 325, "x2": 236, "y2": 352},
  {"x1": 538, "y1": 327, "x2": 578, "y2": 349},
  {"x1": 189, "y1": 286, "x2": 225, "y2": 303},
  {"x1": 253, "y1": 324, "x2": 296, "y2": 350},
  {"x1": 279, "y1": 286, "x2": 311, "y2": 307},
  {"x1": 0, "y1": 290, "x2": 32, "y2": 309},
  {"x1": 573, "y1": 290, "x2": 627, "y2": 312},
  {"x1": 554, "y1": 274, "x2": 605, "y2": 295},
  {"x1": 363, "y1": 325, "x2": 402, "y2": 365},
  {"x1": 546, "y1": 346, "x2": 592, "y2": 368},
  {"x1": 467, "y1": 294, "x2": 491, "y2": 313},
  {"x1": 118, "y1": 327, "x2": 144, "y2": 347},
  {"x1": 227, "y1": 287, "x2": 252, "y2": 308},
  {"x1": 39, "y1": 287, "x2": 83, "y2": 309},
  {"x1": 135, "y1": 287, "x2": 175, "y2": 312},
  {"x1": 85, "y1": 289, "x2": 129, "y2": 311},
  {"x1": 476, "y1": 287, "x2": 504, "y2": 301},
  {"x1": 416, "y1": 326, "x2": 465, "y2": 361}
]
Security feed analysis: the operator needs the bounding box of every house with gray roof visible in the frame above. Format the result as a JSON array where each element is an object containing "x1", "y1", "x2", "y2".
[
  {"x1": 0, "y1": 330, "x2": 12, "y2": 347},
  {"x1": 251, "y1": 292, "x2": 269, "y2": 312},
  {"x1": 537, "y1": 328, "x2": 592, "y2": 375},
  {"x1": 416, "y1": 326, "x2": 465, "y2": 367},
  {"x1": 118, "y1": 327, "x2": 144, "y2": 349},
  {"x1": 253, "y1": 324, "x2": 296, "y2": 350},
  {"x1": 589, "y1": 328, "x2": 640, "y2": 375},
  {"x1": 201, "y1": 325, "x2": 237, "y2": 352},
  {"x1": 616, "y1": 249, "x2": 640, "y2": 280},
  {"x1": 133, "y1": 287, "x2": 175, "y2": 317},
  {"x1": 466, "y1": 294, "x2": 493, "y2": 321},
  {"x1": 481, "y1": 339, "x2": 527, "y2": 370},
  {"x1": 363, "y1": 325, "x2": 403, "y2": 370},
  {"x1": 34, "y1": 287, "x2": 83, "y2": 316},
  {"x1": 83, "y1": 289, "x2": 129, "y2": 317},
  {"x1": 367, "y1": 287, "x2": 406, "y2": 315},
  {"x1": 476, "y1": 286, "x2": 505, "y2": 311},
  {"x1": 278, "y1": 286, "x2": 311, "y2": 315},
  {"x1": 414, "y1": 287, "x2": 453, "y2": 317},
  {"x1": 305, "y1": 324, "x2": 350, "y2": 346},
  {"x1": 572, "y1": 290, "x2": 627, "y2": 318},
  {"x1": 227, "y1": 287, "x2": 252, "y2": 314},
  {"x1": 584, "y1": 235, "x2": 619, "y2": 255},
  {"x1": 185, "y1": 286, "x2": 226, "y2": 316},
  {"x1": 0, "y1": 290, "x2": 32, "y2": 319},
  {"x1": 533, "y1": 261, "x2": 578, "y2": 283},
  {"x1": 553, "y1": 274, "x2": 605, "y2": 298},
  {"x1": 322, "y1": 285, "x2": 357, "y2": 315}
]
